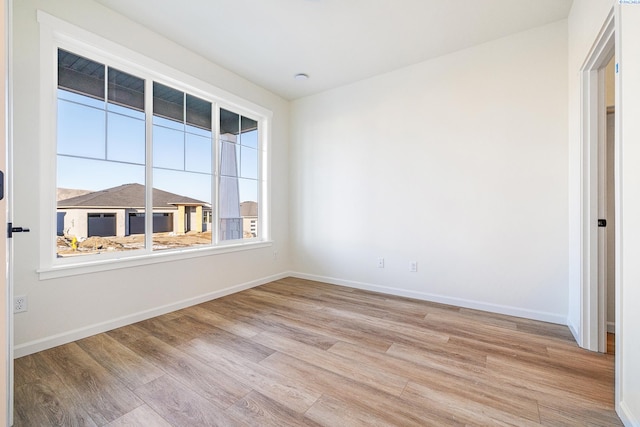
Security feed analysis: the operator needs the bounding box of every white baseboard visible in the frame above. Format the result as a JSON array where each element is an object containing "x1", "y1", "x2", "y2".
[
  {"x1": 619, "y1": 401, "x2": 640, "y2": 427},
  {"x1": 13, "y1": 272, "x2": 290, "y2": 358},
  {"x1": 568, "y1": 320, "x2": 580, "y2": 344},
  {"x1": 289, "y1": 271, "x2": 567, "y2": 325}
]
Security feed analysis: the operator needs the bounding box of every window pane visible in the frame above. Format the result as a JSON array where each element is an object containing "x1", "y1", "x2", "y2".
[
  {"x1": 219, "y1": 175, "x2": 241, "y2": 241},
  {"x1": 239, "y1": 179, "x2": 258, "y2": 239},
  {"x1": 152, "y1": 168, "x2": 212, "y2": 251},
  {"x1": 240, "y1": 127, "x2": 258, "y2": 149},
  {"x1": 185, "y1": 133, "x2": 212, "y2": 174},
  {"x1": 240, "y1": 146, "x2": 258, "y2": 179},
  {"x1": 220, "y1": 140, "x2": 238, "y2": 176},
  {"x1": 220, "y1": 108, "x2": 240, "y2": 136},
  {"x1": 154, "y1": 115, "x2": 184, "y2": 131},
  {"x1": 239, "y1": 179, "x2": 258, "y2": 206},
  {"x1": 108, "y1": 102, "x2": 145, "y2": 120},
  {"x1": 186, "y1": 94, "x2": 211, "y2": 131},
  {"x1": 57, "y1": 157, "x2": 146, "y2": 192},
  {"x1": 108, "y1": 67, "x2": 144, "y2": 111},
  {"x1": 153, "y1": 82, "x2": 183, "y2": 123},
  {"x1": 240, "y1": 200, "x2": 258, "y2": 238},
  {"x1": 153, "y1": 124, "x2": 184, "y2": 170},
  {"x1": 58, "y1": 49, "x2": 105, "y2": 100},
  {"x1": 57, "y1": 98, "x2": 106, "y2": 159},
  {"x1": 57, "y1": 156, "x2": 146, "y2": 257},
  {"x1": 59, "y1": 88, "x2": 104, "y2": 109},
  {"x1": 219, "y1": 109, "x2": 259, "y2": 241},
  {"x1": 107, "y1": 112, "x2": 145, "y2": 164}
]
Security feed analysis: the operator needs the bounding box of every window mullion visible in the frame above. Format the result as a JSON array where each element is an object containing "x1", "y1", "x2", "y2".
[
  {"x1": 104, "y1": 65, "x2": 109, "y2": 161},
  {"x1": 213, "y1": 103, "x2": 220, "y2": 245},
  {"x1": 258, "y1": 124, "x2": 264, "y2": 240},
  {"x1": 183, "y1": 93, "x2": 187, "y2": 171},
  {"x1": 144, "y1": 78, "x2": 154, "y2": 252}
]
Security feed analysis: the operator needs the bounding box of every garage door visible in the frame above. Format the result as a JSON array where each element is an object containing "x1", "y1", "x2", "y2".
[
  {"x1": 88, "y1": 213, "x2": 116, "y2": 237},
  {"x1": 128, "y1": 212, "x2": 173, "y2": 235}
]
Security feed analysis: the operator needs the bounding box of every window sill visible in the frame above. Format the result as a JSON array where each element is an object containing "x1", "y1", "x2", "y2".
[{"x1": 37, "y1": 240, "x2": 273, "y2": 280}]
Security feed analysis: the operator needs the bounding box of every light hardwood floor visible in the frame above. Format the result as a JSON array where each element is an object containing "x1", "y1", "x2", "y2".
[{"x1": 14, "y1": 277, "x2": 622, "y2": 426}]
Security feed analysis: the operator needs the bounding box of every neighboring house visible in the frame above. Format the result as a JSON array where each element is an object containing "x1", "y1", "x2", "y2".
[
  {"x1": 57, "y1": 183, "x2": 211, "y2": 238},
  {"x1": 240, "y1": 201, "x2": 258, "y2": 238}
]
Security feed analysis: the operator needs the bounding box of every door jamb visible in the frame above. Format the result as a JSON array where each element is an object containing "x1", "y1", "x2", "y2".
[{"x1": 580, "y1": 10, "x2": 616, "y2": 353}]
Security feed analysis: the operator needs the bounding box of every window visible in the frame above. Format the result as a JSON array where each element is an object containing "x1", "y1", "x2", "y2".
[
  {"x1": 54, "y1": 48, "x2": 267, "y2": 263},
  {"x1": 152, "y1": 82, "x2": 213, "y2": 251},
  {"x1": 219, "y1": 109, "x2": 259, "y2": 241},
  {"x1": 57, "y1": 50, "x2": 146, "y2": 257}
]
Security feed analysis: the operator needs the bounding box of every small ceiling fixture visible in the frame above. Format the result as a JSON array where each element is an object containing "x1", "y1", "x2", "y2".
[{"x1": 294, "y1": 73, "x2": 309, "y2": 81}]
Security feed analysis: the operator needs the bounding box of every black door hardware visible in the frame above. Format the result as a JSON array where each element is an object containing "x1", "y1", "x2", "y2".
[{"x1": 7, "y1": 222, "x2": 30, "y2": 238}]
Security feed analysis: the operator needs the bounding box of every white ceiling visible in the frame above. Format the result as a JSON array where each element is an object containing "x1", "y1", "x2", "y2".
[{"x1": 95, "y1": 0, "x2": 573, "y2": 100}]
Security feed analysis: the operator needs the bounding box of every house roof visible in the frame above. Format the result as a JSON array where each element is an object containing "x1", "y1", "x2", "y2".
[
  {"x1": 57, "y1": 183, "x2": 207, "y2": 209},
  {"x1": 240, "y1": 201, "x2": 258, "y2": 217},
  {"x1": 57, "y1": 188, "x2": 92, "y2": 202}
]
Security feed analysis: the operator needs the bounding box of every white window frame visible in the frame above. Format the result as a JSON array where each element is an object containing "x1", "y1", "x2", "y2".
[{"x1": 36, "y1": 11, "x2": 272, "y2": 280}]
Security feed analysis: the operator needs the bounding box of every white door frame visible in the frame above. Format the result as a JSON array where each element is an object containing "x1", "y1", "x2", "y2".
[
  {"x1": 580, "y1": 9, "x2": 616, "y2": 354},
  {"x1": 1, "y1": 0, "x2": 10, "y2": 425}
]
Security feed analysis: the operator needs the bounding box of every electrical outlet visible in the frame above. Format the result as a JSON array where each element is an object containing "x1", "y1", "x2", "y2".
[
  {"x1": 377, "y1": 257, "x2": 384, "y2": 268},
  {"x1": 14, "y1": 295, "x2": 28, "y2": 313},
  {"x1": 410, "y1": 261, "x2": 418, "y2": 272}
]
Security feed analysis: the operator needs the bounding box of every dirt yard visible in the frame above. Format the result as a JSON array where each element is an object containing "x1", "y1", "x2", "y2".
[{"x1": 57, "y1": 231, "x2": 214, "y2": 256}]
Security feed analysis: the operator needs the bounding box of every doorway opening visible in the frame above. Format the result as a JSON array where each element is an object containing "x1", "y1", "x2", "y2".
[
  {"x1": 604, "y1": 57, "x2": 615, "y2": 354},
  {"x1": 580, "y1": 10, "x2": 616, "y2": 354}
]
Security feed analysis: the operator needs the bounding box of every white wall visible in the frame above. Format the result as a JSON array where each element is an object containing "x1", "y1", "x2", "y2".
[
  {"x1": 290, "y1": 21, "x2": 569, "y2": 323},
  {"x1": 618, "y1": 4, "x2": 640, "y2": 425},
  {"x1": 12, "y1": 0, "x2": 290, "y2": 355}
]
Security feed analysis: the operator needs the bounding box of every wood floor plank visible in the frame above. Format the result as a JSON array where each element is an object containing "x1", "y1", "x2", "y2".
[
  {"x1": 133, "y1": 375, "x2": 242, "y2": 427},
  {"x1": 260, "y1": 351, "x2": 466, "y2": 427},
  {"x1": 319, "y1": 305, "x2": 451, "y2": 345},
  {"x1": 259, "y1": 304, "x2": 394, "y2": 353},
  {"x1": 253, "y1": 331, "x2": 409, "y2": 396},
  {"x1": 135, "y1": 313, "x2": 220, "y2": 347},
  {"x1": 181, "y1": 304, "x2": 264, "y2": 338},
  {"x1": 104, "y1": 404, "x2": 172, "y2": 427},
  {"x1": 188, "y1": 320, "x2": 276, "y2": 363},
  {"x1": 546, "y1": 345, "x2": 615, "y2": 373},
  {"x1": 14, "y1": 374, "x2": 98, "y2": 427},
  {"x1": 423, "y1": 311, "x2": 552, "y2": 357},
  {"x1": 537, "y1": 402, "x2": 623, "y2": 426},
  {"x1": 402, "y1": 381, "x2": 542, "y2": 427},
  {"x1": 14, "y1": 277, "x2": 622, "y2": 426},
  {"x1": 181, "y1": 337, "x2": 322, "y2": 413},
  {"x1": 258, "y1": 313, "x2": 341, "y2": 350},
  {"x1": 121, "y1": 333, "x2": 252, "y2": 408},
  {"x1": 226, "y1": 390, "x2": 322, "y2": 427},
  {"x1": 304, "y1": 393, "x2": 425, "y2": 427},
  {"x1": 193, "y1": 303, "x2": 340, "y2": 351},
  {"x1": 13, "y1": 351, "x2": 56, "y2": 389},
  {"x1": 329, "y1": 340, "x2": 540, "y2": 422},
  {"x1": 39, "y1": 343, "x2": 143, "y2": 425},
  {"x1": 75, "y1": 333, "x2": 165, "y2": 390},
  {"x1": 487, "y1": 351, "x2": 615, "y2": 403}
]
